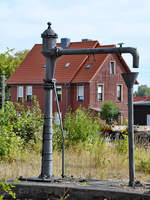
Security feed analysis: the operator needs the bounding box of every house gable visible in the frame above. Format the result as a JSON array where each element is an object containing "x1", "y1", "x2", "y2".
[{"x1": 89, "y1": 53, "x2": 129, "y2": 118}]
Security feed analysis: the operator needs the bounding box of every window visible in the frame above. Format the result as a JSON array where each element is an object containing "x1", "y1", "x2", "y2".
[
  {"x1": 85, "y1": 63, "x2": 92, "y2": 69},
  {"x1": 26, "y1": 86, "x2": 32, "y2": 101},
  {"x1": 110, "y1": 61, "x2": 115, "y2": 74},
  {"x1": 65, "y1": 62, "x2": 70, "y2": 67},
  {"x1": 117, "y1": 85, "x2": 122, "y2": 102},
  {"x1": 17, "y1": 86, "x2": 23, "y2": 102},
  {"x1": 77, "y1": 85, "x2": 84, "y2": 101},
  {"x1": 98, "y1": 84, "x2": 103, "y2": 101},
  {"x1": 56, "y1": 86, "x2": 62, "y2": 101},
  {"x1": 42, "y1": 64, "x2": 46, "y2": 69}
]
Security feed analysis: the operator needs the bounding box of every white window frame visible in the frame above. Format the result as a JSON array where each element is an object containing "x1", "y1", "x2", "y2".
[
  {"x1": 110, "y1": 61, "x2": 115, "y2": 75},
  {"x1": 56, "y1": 85, "x2": 62, "y2": 101},
  {"x1": 97, "y1": 84, "x2": 104, "y2": 101},
  {"x1": 17, "y1": 86, "x2": 23, "y2": 102},
  {"x1": 117, "y1": 84, "x2": 123, "y2": 102},
  {"x1": 26, "y1": 86, "x2": 32, "y2": 101},
  {"x1": 77, "y1": 85, "x2": 84, "y2": 101}
]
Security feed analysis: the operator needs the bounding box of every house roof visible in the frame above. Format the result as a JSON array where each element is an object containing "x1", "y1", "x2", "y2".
[{"x1": 7, "y1": 40, "x2": 131, "y2": 85}]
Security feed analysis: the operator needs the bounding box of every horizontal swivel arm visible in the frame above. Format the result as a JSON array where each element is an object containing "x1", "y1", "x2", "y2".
[{"x1": 54, "y1": 47, "x2": 139, "y2": 68}]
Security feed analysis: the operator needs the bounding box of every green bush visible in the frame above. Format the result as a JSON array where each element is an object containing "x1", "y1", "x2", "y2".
[
  {"x1": 0, "y1": 100, "x2": 43, "y2": 160},
  {"x1": 100, "y1": 101, "x2": 120, "y2": 124},
  {"x1": 54, "y1": 107, "x2": 102, "y2": 148},
  {"x1": 0, "y1": 179, "x2": 18, "y2": 199}
]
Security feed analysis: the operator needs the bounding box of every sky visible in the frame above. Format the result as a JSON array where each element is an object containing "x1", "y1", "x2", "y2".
[{"x1": 0, "y1": 0, "x2": 150, "y2": 90}]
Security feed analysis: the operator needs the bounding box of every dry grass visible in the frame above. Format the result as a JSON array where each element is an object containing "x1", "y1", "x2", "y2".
[{"x1": 0, "y1": 141, "x2": 149, "y2": 183}]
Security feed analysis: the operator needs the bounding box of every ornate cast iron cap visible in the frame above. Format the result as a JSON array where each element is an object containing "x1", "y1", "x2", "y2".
[{"x1": 41, "y1": 22, "x2": 58, "y2": 38}]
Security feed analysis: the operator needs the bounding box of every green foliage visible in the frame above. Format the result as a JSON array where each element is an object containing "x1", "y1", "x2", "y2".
[
  {"x1": 0, "y1": 100, "x2": 43, "y2": 160},
  {"x1": 53, "y1": 123, "x2": 64, "y2": 150},
  {"x1": 136, "y1": 159, "x2": 150, "y2": 174},
  {"x1": 100, "y1": 101, "x2": 120, "y2": 124},
  {"x1": 53, "y1": 107, "x2": 102, "y2": 149},
  {"x1": 0, "y1": 48, "x2": 29, "y2": 107},
  {"x1": 115, "y1": 133, "x2": 128, "y2": 154},
  {"x1": 134, "y1": 84, "x2": 150, "y2": 97},
  {"x1": 0, "y1": 179, "x2": 17, "y2": 199},
  {"x1": 0, "y1": 48, "x2": 29, "y2": 78}
]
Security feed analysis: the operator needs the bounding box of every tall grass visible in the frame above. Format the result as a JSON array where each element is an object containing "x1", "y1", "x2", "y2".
[
  {"x1": 0, "y1": 140, "x2": 149, "y2": 183},
  {"x1": 0, "y1": 106, "x2": 149, "y2": 183}
]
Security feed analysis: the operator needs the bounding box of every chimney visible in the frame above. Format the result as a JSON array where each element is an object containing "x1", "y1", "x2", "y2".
[
  {"x1": 82, "y1": 39, "x2": 92, "y2": 42},
  {"x1": 61, "y1": 38, "x2": 70, "y2": 49}
]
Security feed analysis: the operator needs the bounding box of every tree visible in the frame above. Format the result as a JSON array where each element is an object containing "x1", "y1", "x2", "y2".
[
  {"x1": 0, "y1": 48, "x2": 29, "y2": 79},
  {"x1": 100, "y1": 101, "x2": 120, "y2": 124},
  {"x1": 0, "y1": 48, "x2": 29, "y2": 107},
  {"x1": 134, "y1": 85, "x2": 150, "y2": 97}
]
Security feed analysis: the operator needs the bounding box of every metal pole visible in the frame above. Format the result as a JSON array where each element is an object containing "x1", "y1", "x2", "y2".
[
  {"x1": 40, "y1": 22, "x2": 57, "y2": 179},
  {"x1": 1, "y1": 75, "x2": 6, "y2": 109},
  {"x1": 128, "y1": 86, "x2": 135, "y2": 186},
  {"x1": 53, "y1": 79, "x2": 65, "y2": 178},
  {"x1": 40, "y1": 56, "x2": 56, "y2": 178},
  {"x1": 122, "y1": 72, "x2": 138, "y2": 187}
]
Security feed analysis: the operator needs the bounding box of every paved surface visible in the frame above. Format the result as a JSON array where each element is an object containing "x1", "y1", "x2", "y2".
[{"x1": 1, "y1": 178, "x2": 150, "y2": 199}]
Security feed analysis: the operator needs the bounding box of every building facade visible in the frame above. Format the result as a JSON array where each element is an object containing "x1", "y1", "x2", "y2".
[{"x1": 7, "y1": 39, "x2": 131, "y2": 123}]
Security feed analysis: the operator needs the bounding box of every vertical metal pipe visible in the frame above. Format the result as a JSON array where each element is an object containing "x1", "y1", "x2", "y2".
[
  {"x1": 122, "y1": 72, "x2": 138, "y2": 186},
  {"x1": 1, "y1": 75, "x2": 6, "y2": 109},
  {"x1": 53, "y1": 80, "x2": 65, "y2": 178},
  {"x1": 128, "y1": 86, "x2": 135, "y2": 186},
  {"x1": 65, "y1": 83, "x2": 69, "y2": 113},
  {"x1": 40, "y1": 56, "x2": 56, "y2": 178}
]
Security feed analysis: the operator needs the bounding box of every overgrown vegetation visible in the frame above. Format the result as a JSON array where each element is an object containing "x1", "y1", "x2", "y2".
[
  {"x1": 0, "y1": 100, "x2": 43, "y2": 161},
  {"x1": 0, "y1": 179, "x2": 17, "y2": 200},
  {"x1": 0, "y1": 104, "x2": 150, "y2": 183},
  {"x1": 53, "y1": 107, "x2": 102, "y2": 149}
]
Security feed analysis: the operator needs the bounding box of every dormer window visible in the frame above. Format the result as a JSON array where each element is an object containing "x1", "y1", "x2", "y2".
[
  {"x1": 86, "y1": 63, "x2": 92, "y2": 69},
  {"x1": 110, "y1": 61, "x2": 115, "y2": 75},
  {"x1": 65, "y1": 62, "x2": 70, "y2": 67}
]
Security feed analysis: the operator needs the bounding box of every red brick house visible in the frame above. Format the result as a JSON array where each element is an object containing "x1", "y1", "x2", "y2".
[{"x1": 7, "y1": 39, "x2": 131, "y2": 123}]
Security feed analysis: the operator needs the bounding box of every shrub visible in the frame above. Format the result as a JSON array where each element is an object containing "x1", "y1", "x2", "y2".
[
  {"x1": 61, "y1": 107, "x2": 102, "y2": 148},
  {"x1": 0, "y1": 179, "x2": 18, "y2": 199},
  {"x1": 100, "y1": 101, "x2": 120, "y2": 124},
  {"x1": 0, "y1": 100, "x2": 43, "y2": 160}
]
